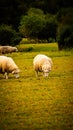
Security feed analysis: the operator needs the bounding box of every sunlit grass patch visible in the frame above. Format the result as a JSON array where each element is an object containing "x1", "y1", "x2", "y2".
[{"x1": 17, "y1": 42, "x2": 58, "y2": 52}]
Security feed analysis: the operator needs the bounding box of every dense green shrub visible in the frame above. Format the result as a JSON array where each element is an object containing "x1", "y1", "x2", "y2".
[
  {"x1": 57, "y1": 8, "x2": 73, "y2": 25},
  {"x1": 38, "y1": 14, "x2": 58, "y2": 42},
  {"x1": 19, "y1": 8, "x2": 46, "y2": 39},
  {"x1": 0, "y1": 24, "x2": 21, "y2": 46},
  {"x1": 57, "y1": 25, "x2": 73, "y2": 50},
  {"x1": 56, "y1": 8, "x2": 73, "y2": 50},
  {"x1": 19, "y1": 8, "x2": 58, "y2": 42}
]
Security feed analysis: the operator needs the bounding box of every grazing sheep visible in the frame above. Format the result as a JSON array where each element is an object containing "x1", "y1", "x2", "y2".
[
  {"x1": 33, "y1": 54, "x2": 53, "y2": 77},
  {"x1": 0, "y1": 46, "x2": 18, "y2": 54},
  {"x1": 0, "y1": 56, "x2": 20, "y2": 79}
]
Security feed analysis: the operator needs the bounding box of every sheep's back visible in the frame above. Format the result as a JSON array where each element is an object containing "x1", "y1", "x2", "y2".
[
  {"x1": 0, "y1": 56, "x2": 8, "y2": 72},
  {"x1": 7, "y1": 57, "x2": 18, "y2": 71},
  {"x1": 33, "y1": 54, "x2": 50, "y2": 65},
  {"x1": 33, "y1": 54, "x2": 51, "y2": 71}
]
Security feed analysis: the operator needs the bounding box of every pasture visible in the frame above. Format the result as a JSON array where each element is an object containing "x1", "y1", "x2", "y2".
[{"x1": 0, "y1": 43, "x2": 73, "y2": 130}]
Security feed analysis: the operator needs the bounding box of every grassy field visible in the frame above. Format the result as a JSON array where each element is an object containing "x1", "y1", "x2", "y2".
[{"x1": 0, "y1": 43, "x2": 73, "y2": 130}]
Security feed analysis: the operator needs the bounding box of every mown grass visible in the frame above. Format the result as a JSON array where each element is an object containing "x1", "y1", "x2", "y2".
[
  {"x1": 0, "y1": 43, "x2": 73, "y2": 130},
  {"x1": 17, "y1": 43, "x2": 58, "y2": 52}
]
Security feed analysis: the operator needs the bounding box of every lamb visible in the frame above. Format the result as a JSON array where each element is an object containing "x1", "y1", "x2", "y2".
[
  {"x1": 33, "y1": 54, "x2": 53, "y2": 77},
  {"x1": 0, "y1": 46, "x2": 18, "y2": 54},
  {"x1": 0, "y1": 56, "x2": 20, "y2": 79}
]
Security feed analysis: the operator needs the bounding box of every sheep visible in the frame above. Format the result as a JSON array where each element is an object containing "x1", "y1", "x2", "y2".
[
  {"x1": 0, "y1": 56, "x2": 20, "y2": 79},
  {"x1": 33, "y1": 54, "x2": 53, "y2": 77},
  {"x1": 0, "y1": 46, "x2": 18, "y2": 54}
]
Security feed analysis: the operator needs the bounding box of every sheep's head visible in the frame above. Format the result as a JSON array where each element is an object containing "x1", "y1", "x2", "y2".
[
  {"x1": 42, "y1": 64, "x2": 51, "y2": 77},
  {"x1": 13, "y1": 47, "x2": 18, "y2": 52},
  {"x1": 12, "y1": 69, "x2": 20, "y2": 78}
]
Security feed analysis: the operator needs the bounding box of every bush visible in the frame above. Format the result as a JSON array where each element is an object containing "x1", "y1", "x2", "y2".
[
  {"x1": 57, "y1": 25, "x2": 73, "y2": 50},
  {"x1": 19, "y1": 8, "x2": 58, "y2": 42},
  {"x1": 19, "y1": 11, "x2": 46, "y2": 39},
  {"x1": 38, "y1": 14, "x2": 58, "y2": 41},
  {"x1": 56, "y1": 8, "x2": 73, "y2": 50},
  {"x1": 0, "y1": 24, "x2": 21, "y2": 46}
]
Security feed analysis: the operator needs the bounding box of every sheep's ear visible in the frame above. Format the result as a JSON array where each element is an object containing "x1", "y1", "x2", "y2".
[{"x1": 12, "y1": 71, "x2": 14, "y2": 74}]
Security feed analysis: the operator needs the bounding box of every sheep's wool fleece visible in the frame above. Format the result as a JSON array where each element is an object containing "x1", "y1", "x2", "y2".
[
  {"x1": 0, "y1": 56, "x2": 18, "y2": 73},
  {"x1": 33, "y1": 54, "x2": 52, "y2": 71}
]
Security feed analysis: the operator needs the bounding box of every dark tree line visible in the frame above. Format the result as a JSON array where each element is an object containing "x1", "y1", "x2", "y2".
[
  {"x1": 0, "y1": 0, "x2": 73, "y2": 29},
  {"x1": 0, "y1": 0, "x2": 73, "y2": 49}
]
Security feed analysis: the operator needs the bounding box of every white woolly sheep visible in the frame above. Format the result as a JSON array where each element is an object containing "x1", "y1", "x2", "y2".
[
  {"x1": 0, "y1": 46, "x2": 18, "y2": 54},
  {"x1": 33, "y1": 54, "x2": 52, "y2": 77},
  {"x1": 0, "y1": 56, "x2": 20, "y2": 79}
]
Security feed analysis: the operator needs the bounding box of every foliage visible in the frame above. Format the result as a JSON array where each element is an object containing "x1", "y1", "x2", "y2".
[
  {"x1": 38, "y1": 14, "x2": 58, "y2": 42},
  {"x1": 57, "y1": 8, "x2": 73, "y2": 24},
  {"x1": 27, "y1": 7, "x2": 44, "y2": 16},
  {"x1": 0, "y1": 1, "x2": 73, "y2": 49},
  {"x1": 0, "y1": 24, "x2": 21, "y2": 46},
  {"x1": 19, "y1": 8, "x2": 46, "y2": 39},
  {"x1": 57, "y1": 25, "x2": 73, "y2": 50},
  {"x1": 56, "y1": 8, "x2": 73, "y2": 50},
  {"x1": 0, "y1": 0, "x2": 73, "y2": 29},
  {"x1": 19, "y1": 8, "x2": 58, "y2": 42},
  {"x1": 0, "y1": 0, "x2": 27, "y2": 29}
]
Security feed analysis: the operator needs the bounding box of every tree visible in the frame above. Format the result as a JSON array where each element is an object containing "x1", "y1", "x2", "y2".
[
  {"x1": 19, "y1": 8, "x2": 46, "y2": 39},
  {"x1": 57, "y1": 8, "x2": 73, "y2": 50},
  {"x1": 19, "y1": 8, "x2": 58, "y2": 42},
  {"x1": 38, "y1": 14, "x2": 58, "y2": 42},
  {"x1": 0, "y1": 0, "x2": 73, "y2": 30},
  {"x1": 0, "y1": 0, "x2": 27, "y2": 29},
  {"x1": 0, "y1": 24, "x2": 21, "y2": 46}
]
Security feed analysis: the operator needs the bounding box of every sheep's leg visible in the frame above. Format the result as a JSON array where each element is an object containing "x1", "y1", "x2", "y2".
[
  {"x1": 35, "y1": 70, "x2": 38, "y2": 77},
  {"x1": 4, "y1": 72, "x2": 8, "y2": 79}
]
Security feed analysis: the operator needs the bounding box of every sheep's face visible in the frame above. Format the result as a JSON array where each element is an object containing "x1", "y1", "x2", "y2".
[
  {"x1": 42, "y1": 64, "x2": 51, "y2": 77},
  {"x1": 13, "y1": 47, "x2": 18, "y2": 52},
  {"x1": 12, "y1": 69, "x2": 20, "y2": 78},
  {"x1": 14, "y1": 73, "x2": 19, "y2": 78}
]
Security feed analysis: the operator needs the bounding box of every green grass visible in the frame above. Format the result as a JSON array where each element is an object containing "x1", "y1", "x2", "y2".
[
  {"x1": 17, "y1": 43, "x2": 58, "y2": 52},
  {"x1": 0, "y1": 43, "x2": 73, "y2": 130}
]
